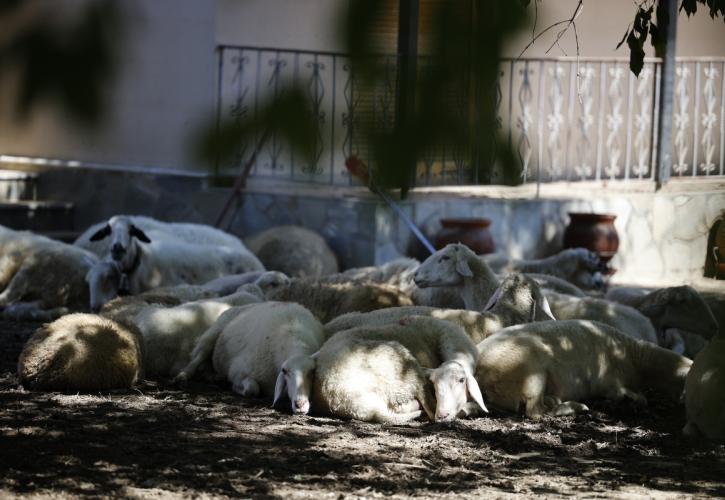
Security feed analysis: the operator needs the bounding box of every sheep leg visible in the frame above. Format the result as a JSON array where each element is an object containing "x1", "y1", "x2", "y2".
[
  {"x1": 173, "y1": 317, "x2": 232, "y2": 384},
  {"x1": 374, "y1": 409, "x2": 423, "y2": 424},
  {"x1": 522, "y1": 373, "x2": 548, "y2": 419},
  {"x1": 683, "y1": 421, "x2": 701, "y2": 438},
  {"x1": 548, "y1": 401, "x2": 589, "y2": 416},
  {"x1": 606, "y1": 385, "x2": 647, "y2": 406},
  {"x1": 232, "y1": 376, "x2": 259, "y2": 398}
]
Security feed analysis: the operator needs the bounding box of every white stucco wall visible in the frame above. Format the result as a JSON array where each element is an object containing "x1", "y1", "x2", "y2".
[
  {"x1": 0, "y1": 0, "x2": 217, "y2": 171},
  {"x1": 504, "y1": 0, "x2": 725, "y2": 58},
  {"x1": 216, "y1": 0, "x2": 345, "y2": 51}
]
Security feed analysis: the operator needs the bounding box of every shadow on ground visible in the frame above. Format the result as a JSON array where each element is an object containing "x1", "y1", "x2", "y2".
[{"x1": 1, "y1": 320, "x2": 723, "y2": 498}]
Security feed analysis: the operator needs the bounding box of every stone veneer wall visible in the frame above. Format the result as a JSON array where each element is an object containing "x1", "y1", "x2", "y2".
[{"x1": 23, "y1": 163, "x2": 725, "y2": 287}]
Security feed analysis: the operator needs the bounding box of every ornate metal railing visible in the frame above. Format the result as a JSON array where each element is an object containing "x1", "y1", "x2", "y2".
[{"x1": 215, "y1": 46, "x2": 725, "y2": 186}]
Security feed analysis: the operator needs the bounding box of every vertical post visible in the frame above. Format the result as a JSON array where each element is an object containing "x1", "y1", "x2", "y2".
[
  {"x1": 654, "y1": 0, "x2": 678, "y2": 187},
  {"x1": 397, "y1": 0, "x2": 419, "y2": 191}
]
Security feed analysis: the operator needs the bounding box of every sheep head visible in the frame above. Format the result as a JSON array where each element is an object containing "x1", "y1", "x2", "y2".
[
  {"x1": 273, "y1": 354, "x2": 316, "y2": 415},
  {"x1": 414, "y1": 244, "x2": 476, "y2": 288},
  {"x1": 89, "y1": 216, "x2": 151, "y2": 272},
  {"x1": 428, "y1": 360, "x2": 487, "y2": 423},
  {"x1": 85, "y1": 260, "x2": 123, "y2": 312},
  {"x1": 254, "y1": 271, "x2": 291, "y2": 298},
  {"x1": 640, "y1": 286, "x2": 719, "y2": 340},
  {"x1": 484, "y1": 273, "x2": 556, "y2": 321}
]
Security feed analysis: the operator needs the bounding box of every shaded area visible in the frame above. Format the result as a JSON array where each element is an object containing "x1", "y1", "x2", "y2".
[{"x1": 0, "y1": 320, "x2": 723, "y2": 498}]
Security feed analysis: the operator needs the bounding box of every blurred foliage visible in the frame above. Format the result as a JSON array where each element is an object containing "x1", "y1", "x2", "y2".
[
  {"x1": 0, "y1": 0, "x2": 123, "y2": 125},
  {"x1": 197, "y1": 87, "x2": 317, "y2": 170},
  {"x1": 609, "y1": 0, "x2": 725, "y2": 76},
  {"x1": 204, "y1": 0, "x2": 528, "y2": 196}
]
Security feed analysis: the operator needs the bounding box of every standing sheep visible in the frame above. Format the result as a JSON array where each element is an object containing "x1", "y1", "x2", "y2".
[
  {"x1": 683, "y1": 334, "x2": 725, "y2": 441},
  {"x1": 475, "y1": 320, "x2": 692, "y2": 418},
  {"x1": 245, "y1": 225, "x2": 338, "y2": 278},
  {"x1": 0, "y1": 226, "x2": 98, "y2": 321},
  {"x1": 414, "y1": 243, "x2": 500, "y2": 310},
  {"x1": 174, "y1": 302, "x2": 325, "y2": 414},
  {"x1": 313, "y1": 316, "x2": 487, "y2": 423},
  {"x1": 17, "y1": 314, "x2": 143, "y2": 391}
]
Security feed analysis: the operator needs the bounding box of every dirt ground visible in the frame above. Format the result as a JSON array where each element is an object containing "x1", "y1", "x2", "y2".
[{"x1": 1, "y1": 320, "x2": 724, "y2": 499}]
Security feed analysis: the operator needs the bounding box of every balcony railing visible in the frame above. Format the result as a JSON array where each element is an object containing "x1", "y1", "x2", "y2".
[{"x1": 215, "y1": 45, "x2": 725, "y2": 187}]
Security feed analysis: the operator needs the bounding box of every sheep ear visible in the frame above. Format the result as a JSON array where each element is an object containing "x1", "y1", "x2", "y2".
[
  {"x1": 483, "y1": 286, "x2": 502, "y2": 311},
  {"x1": 89, "y1": 224, "x2": 112, "y2": 241},
  {"x1": 130, "y1": 225, "x2": 151, "y2": 243},
  {"x1": 272, "y1": 371, "x2": 286, "y2": 407},
  {"x1": 455, "y1": 257, "x2": 474, "y2": 278},
  {"x1": 538, "y1": 296, "x2": 556, "y2": 320},
  {"x1": 466, "y1": 372, "x2": 488, "y2": 413}
]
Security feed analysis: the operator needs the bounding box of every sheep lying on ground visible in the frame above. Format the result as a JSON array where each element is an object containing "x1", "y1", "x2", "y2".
[
  {"x1": 325, "y1": 273, "x2": 554, "y2": 344},
  {"x1": 606, "y1": 285, "x2": 720, "y2": 357},
  {"x1": 128, "y1": 288, "x2": 264, "y2": 379},
  {"x1": 523, "y1": 273, "x2": 587, "y2": 298},
  {"x1": 17, "y1": 313, "x2": 143, "y2": 391},
  {"x1": 174, "y1": 302, "x2": 325, "y2": 414},
  {"x1": 475, "y1": 320, "x2": 692, "y2": 418},
  {"x1": 323, "y1": 257, "x2": 464, "y2": 309},
  {"x1": 483, "y1": 248, "x2": 606, "y2": 290},
  {"x1": 245, "y1": 225, "x2": 338, "y2": 278},
  {"x1": 313, "y1": 316, "x2": 487, "y2": 423},
  {"x1": 544, "y1": 291, "x2": 658, "y2": 344},
  {"x1": 75, "y1": 215, "x2": 247, "y2": 256},
  {"x1": 262, "y1": 279, "x2": 413, "y2": 323},
  {"x1": 0, "y1": 226, "x2": 98, "y2": 321},
  {"x1": 683, "y1": 335, "x2": 725, "y2": 441},
  {"x1": 414, "y1": 243, "x2": 500, "y2": 310},
  {"x1": 85, "y1": 235, "x2": 265, "y2": 311}
]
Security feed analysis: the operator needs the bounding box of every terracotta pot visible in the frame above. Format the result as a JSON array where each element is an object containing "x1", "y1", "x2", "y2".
[
  {"x1": 563, "y1": 212, "x2": 619, "y2": 263},
  {"x1": 433, "y1": 218, "x2": 495, "y2": 254}
]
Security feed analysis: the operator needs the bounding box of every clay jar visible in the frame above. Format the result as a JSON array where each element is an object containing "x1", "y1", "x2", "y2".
[
  {"x1": 563, "y1": 212, "x2": 619, "y2": 263},
  {"x1": 433, "y1": 218, "x2": 495, "y2": 254}
]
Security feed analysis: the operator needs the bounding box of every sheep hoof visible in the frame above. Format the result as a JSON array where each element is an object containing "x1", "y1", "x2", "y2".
[
  {"x1": 683, "y1": 421, "x2": 701, "y2": 438},
  {"x1": 233, "y1": 377, "x2": 259, "y2": 398},
  {"x1": 171, "y1": 372, "x2": 189, "y2": 387},
  {"x1": 550, "y1": 401, "x2": 589, "y2": 417}
]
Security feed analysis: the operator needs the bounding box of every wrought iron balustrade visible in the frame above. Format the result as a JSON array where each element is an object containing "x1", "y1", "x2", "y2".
[{"x1": 215, "y1": 45, "x2": 725, "y2": 187}]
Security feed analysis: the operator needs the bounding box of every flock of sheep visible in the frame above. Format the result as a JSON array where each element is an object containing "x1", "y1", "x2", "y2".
[{"x1": 1, "y1": 215, "x2": 723, "y2": 442}]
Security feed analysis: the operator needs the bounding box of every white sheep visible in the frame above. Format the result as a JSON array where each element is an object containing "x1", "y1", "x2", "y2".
[
  {"x1": 325, "y1": 273, "x2": 555, "y2": 344},
  {"x1": 606, "y1": 285, "x2": 720, "y2": 357},
  {"x1": 126, "y1": 288, "x2": 264, "y2": 379},
  {"x1": 263, "y1": 278, "x2": 413, "y2": 323},
  {"x1": 0, "y1": 225, "x2": 98, "y2": 321},
  {"x1": 245, "y1": 225, "x2": 338, "y2": 278},
  {"x1": 475, "y1": 320, "x2": 692, "y2": 418},
  {"x1": 85, "y1": 235, "x2": 265, "y2": 311},
  {"x1": 683, "y1": 335, "x2": 725, "y2": 441},
  {"x1": 322, "y1": 257, "x2": 465, "y2": 309},
  {"x1": 312, "y1": 316, "x2": 487, "y2": 423},
  {"x1": 523, "y1": 273, "x2": 587, "y2": 298},
  {"x1": 75, "y1": 215, "x2": 247, "y2": 257},
  {"x1": 414, "y1": 243, "x2": 500, "y2": 310},
  {"x1": 17, "y1": 313, "x2": 143, "y2": 391},
  {"x1": 544, "y1": 291, "x2": 659, "y2": 344},
  {"x1": 483, "y1": 248, "x2": 606, "y2": 290},
  {"x1": 174, "y1": 301, "x2": 325, "y2": 414}
]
